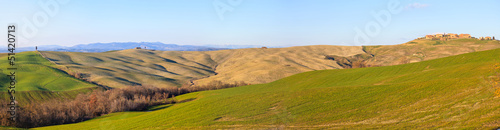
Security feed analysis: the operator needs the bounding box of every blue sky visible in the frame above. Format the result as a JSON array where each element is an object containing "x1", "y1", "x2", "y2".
[{"x1": 1, "y1": 0, "x2": 499, "y2": 47}]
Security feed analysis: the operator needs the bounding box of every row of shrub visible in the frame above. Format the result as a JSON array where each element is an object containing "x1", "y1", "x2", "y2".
[
  {"x1": 0, "y1": 81, "x2": 248, "y2": 128},
  {"x1": 324, "y1": 53, "x2": 375, "y2": 68}
]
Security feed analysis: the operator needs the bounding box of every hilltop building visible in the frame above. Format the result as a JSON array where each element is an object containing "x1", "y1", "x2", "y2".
[
  {"x1": 459, "y1": 34, "x2": 471, "y2": 38},
  {"x1": 448, "y1": 33, "x2": 458, "y2": 39},
  {"x1": 425, "y1": 35, "x2": 434, "y2": 39},
  {"x1": 423, "y1": 33, "x2": 493, "y2": 41}
]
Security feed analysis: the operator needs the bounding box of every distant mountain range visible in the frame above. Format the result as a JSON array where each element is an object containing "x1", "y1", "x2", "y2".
[{"x1": 0, "y1": 42, "x2": 233, "y2": 53}]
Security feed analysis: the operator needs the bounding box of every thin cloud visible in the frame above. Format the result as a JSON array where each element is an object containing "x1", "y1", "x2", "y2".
[{"x1": 405, "y1": 3, "x2": 429, "y2": 10}]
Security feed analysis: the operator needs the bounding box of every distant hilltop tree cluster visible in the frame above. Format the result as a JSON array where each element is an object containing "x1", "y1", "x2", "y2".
[{"x1": 418, "y1": 33, "x2": 495, "y2": 41}]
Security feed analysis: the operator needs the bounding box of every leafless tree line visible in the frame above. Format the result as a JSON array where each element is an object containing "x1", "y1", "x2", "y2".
[{"x1": 0, "y1": 81, "x2": 248, "y2": 128}]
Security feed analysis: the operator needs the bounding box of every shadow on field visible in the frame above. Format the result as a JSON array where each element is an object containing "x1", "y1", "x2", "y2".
[
  {"x1": 147, "y1": 104, "x2": 173, "y2": 111},
  {"x1": 178, "y1": 98, "x2": 196, "y2": 103},
  {"x1": 147, "y1": 98, "x2": 196, "y2": 111}
]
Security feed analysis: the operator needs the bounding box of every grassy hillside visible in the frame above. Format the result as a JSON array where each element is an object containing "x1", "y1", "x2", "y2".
[
  {"x1": 363, "y1": 38, "x2": 500, "y2": 66},
  {"x1": 41, "y1": 46, "x2": 364, "y2": 88},
  {"x1": 196, "y1": 45, "x2": 364, "y2": 86},
  {"x1": 41, "y1": 50, "x2": 218, "y2": 88},
  {"x1": 40, "y1": 40, "x2": 500, "y2": 89},
  {"x1": 0, "y1": 51, "x2": 96, "y2": 91},
  {"x1": 0, "y1": 52, "x2": 99, "y2": 104},
  {"x1": 37, "y1": 48, "x2": 500, "y2": 129}
]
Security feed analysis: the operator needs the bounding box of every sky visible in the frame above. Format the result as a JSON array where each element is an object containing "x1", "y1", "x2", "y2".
[{"x1": 1, "y1": 0, "x2": 499, "y2": 47}]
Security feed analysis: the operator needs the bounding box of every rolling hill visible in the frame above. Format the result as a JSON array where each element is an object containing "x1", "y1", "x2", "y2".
[
  {"x1": 0, "y1": 52, "x2": 100, "y2": 104},
  {"x1": 363, "y1": 38, "x2": 500, "y2": 66},
  {"x1": 39, "y1": 39, "x2": 500, "y2": 89},
  {"x1": 40, "y1": 45, "x2": 364, "y2": 88},
  {"x1": 37, "y1": 47, "x2": 500, "y2": 129}
]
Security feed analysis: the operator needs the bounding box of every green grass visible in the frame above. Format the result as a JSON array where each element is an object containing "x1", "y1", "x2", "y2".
[
  {"x1": 37, "y1": 48, "x2": 500, "y2": 129},
  {"x1": 0, "y1": 51, "x2": 96, "y2": 91},
  {"x1": 433, "y1": 41, "x2": 443, "y2": 45},
  {"x1": 0, "y1": 51, "x2": 99, "y2": 104},
  {"x1": 0, "y1": 87, "x2": 100, "y2": 106}
]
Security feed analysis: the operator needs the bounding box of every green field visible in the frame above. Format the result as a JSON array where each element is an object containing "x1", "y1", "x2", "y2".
[
  {"x1": 0, "y1": 52, "x2": 99, "y2": 104},
  {"x1": 37, "y1": 48, "x2": 500, "y2": 129}
]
